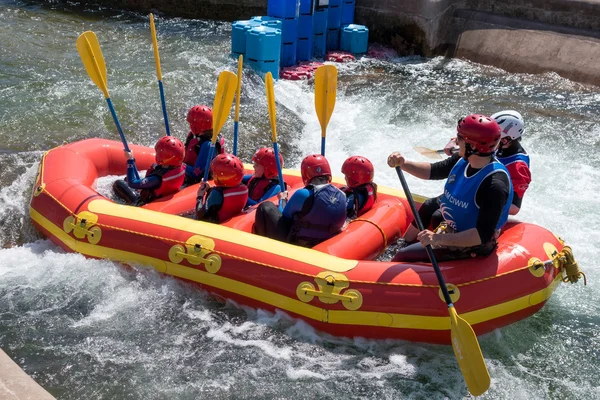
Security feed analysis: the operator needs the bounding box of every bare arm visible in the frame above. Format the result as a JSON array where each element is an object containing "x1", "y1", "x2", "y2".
[{"x1": 387, "y1": 152, "x2": 431, "y2": 180}]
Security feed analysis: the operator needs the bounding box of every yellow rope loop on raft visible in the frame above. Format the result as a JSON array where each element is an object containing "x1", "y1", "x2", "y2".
[
  {"x1": 347, "y1": 218, "x2": 387, "y2": 257},
  {"x1": 554, "y1": 246, "x2": 586, "y2": 285}
]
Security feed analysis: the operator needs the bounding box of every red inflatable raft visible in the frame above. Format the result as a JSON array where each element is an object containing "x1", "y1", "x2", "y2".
[{"x1": 29, "y1": 139, "x2": 575, "y2": 344}]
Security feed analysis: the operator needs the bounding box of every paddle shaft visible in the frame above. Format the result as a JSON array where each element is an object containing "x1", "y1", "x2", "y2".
[
  {"x1": 203, "y1": 145, "x2": 216, "y2": 182},
  {"x1": 273, "y1": 142, "x2": 285, "y2": 195},
  {"x1": 105, "y1": 90, "x2": 139, "y2": 181},
  {"x1": 233, "y1": 122, "x2": 239, "y2": 156},
  {"x1": 395, "y1": 166, "x2": 453, "y2": 305},
  {"x1": 158, "y1": 81, "x2": 171, "y2": 136},
  {"x1": 106, "y1": 98, "x2": 130, "y2": 152}
]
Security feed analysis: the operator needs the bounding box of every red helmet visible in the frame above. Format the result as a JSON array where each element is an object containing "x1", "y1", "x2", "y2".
[
  {"x1": 300, "y1": 154, "x2": 331, "y2": 186},
  {"x1": 457, "y1": 114, "x2": 501, "y2": 155},
  {"x1": 252, "y1": 147, "x2": 284, "y2": 179},
  {"x1": 155, "y1": 136, "x2": 184, "y2": 166},
  {"x1": 210, "y1": 154, "x2": 244, "y2": 187},
  {"x1": 187, "y1": 105, "x2": 212, "y2": 134},
  {"x1": 341, "y1": 156, "x2": 374, "y2": 188}
]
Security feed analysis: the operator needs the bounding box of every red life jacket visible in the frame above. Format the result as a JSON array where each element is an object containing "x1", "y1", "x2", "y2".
[
  {"x1": 140, "y1": 164, "x2": 185, "y2": 202},
  {"x1": 208, "y1": 184, "x2": 248, "y2": 223},
  {"x1": 247, "y1": 176, "x2": 279, "y2": 202},
  {"x1": 354, "y1": 182, "x2": 377, "y2": 217},
  {"x1": 343, "y1": 182, "x2": 377, "y2": 218},
  {"x1": 183, "y1": 131, "x2": 225, "y2": 166}
]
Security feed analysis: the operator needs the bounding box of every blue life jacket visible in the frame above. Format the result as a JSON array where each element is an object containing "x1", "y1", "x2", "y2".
[
  {"x1": 440, "y1": 158, "x2": 513, "y2": 233},
  {"x1": 291, "y1": 184, "x2": 346, "y2": 245},
  {"x1": 497, "y1": 152, "x2": 530, "y2": 168}
]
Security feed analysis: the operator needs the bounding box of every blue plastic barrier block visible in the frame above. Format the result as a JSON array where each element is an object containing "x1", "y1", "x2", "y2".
[
  {"x1": 248, "y1": 59, "x2": 280, "y2": 80},
  {"x1": 251, "y1": 16, "x2": 283, "y2": 37},
  {"x1": 313, "y1": 7, "x2": 328, "y2": 35},
  {"x1": 328, "y1": 0, "x2": 342, "y2": 6},
  {"x1": 328, "y1": 5, "x2": 342, "y2": 30},
  {"x1": 232, "y1": 19, "x2": 261, "y2": 54},
  {"x1": 281, "y1": 42, "x2": 298, "y2": 67},
  {"x1": 313, "y1": 33, "x2": 326, "y2": 58},
  {"x1": 268, "y1": 0, "x2": 300, "y2": 19},
  {"x1": 247, "y1": 26, "x2": 282, "y2": 61},
  {"x1": 296, "y1": 36, "x2": 313, "y2": 61},
  {"x1": 340, "y1": 24, "x2": 368, "y2": 54},
  {"x1": 281, "y1": 18, "x2": 299, "y2": 44},
  {"x1": 326, "y1": 28, "x2": 340, "y2": 50},
  {"x1": 298, "y1": 14, "x2": 313, "y2": 39},
  {"x1": 341, "y1": 0, "x2": 355, "y2": 25},
  {"x1": 299, "y1": 0, "x2": 314, "y2": 15}
]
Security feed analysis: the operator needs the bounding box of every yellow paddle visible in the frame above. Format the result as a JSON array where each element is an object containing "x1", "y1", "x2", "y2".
[
  {"x1": 414, "y1": 146, "x2": 458, "y2": 159},
  {"x1": 265, "y1": 72, "x2": 286, "y2": 206},
  {"x1": 76, "y1": 30, "x2": 139, "y2": 180},
  {"x1": 314, "y1": 65, "x2": 337, "y2": 156},
  {"x1": 414, "y1": 146, "x2": 444, "y2": 159},
  {"x1": 202, "y1": 70, "x2": 238, "y2": 182},
  {"x1": 149, "y1": 13, "x2": 171, "y2": 136},
  {"x1": 233, "y1": 54, "x2": 243, "y2": 156},
  {"x1": 394, "y1": 166, "x2": 490, "y2": 396}
]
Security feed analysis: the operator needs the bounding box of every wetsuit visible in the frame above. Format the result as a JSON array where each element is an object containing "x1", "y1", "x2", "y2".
[
  {"x1": 113, "y1": 160, "x2": 185, "y2": 206},
  {"x1": 195, "y1": 184, "x2": 248, "y2": 223},
  {"x1": 394, "y1": 153, "x2": 511, "y2": 262},
  {"x1": 496, "y1": 141, "x2": 531, "y2": 210},
  {"x1": 242, "y1": 174, "x2": 282, "y2": 207},
  {"x1": 343, "y1": 183, "x2": 377, "y2": 218},
  {"x1": 183, "y1": 132, "x2": 224, "y2": 185},
  {"x1": 254, "y1": 183, "x2": 346, "y2": 247}
]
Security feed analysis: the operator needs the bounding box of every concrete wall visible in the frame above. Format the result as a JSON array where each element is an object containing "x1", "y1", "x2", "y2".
[
  {"x1": 0, "y1": 349, "x2": 55, "y2": 399},
  {"x1": 354, "y1": 0, "x2": 600, "y2": 86}
]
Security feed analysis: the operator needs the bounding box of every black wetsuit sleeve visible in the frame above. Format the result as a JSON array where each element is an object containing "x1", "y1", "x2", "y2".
[
  {"x1": 475, "y1": 171, "x2": 510, "y2": 243},
  {"x1": 429, "y1": 153, "x2": 461, "y2": 180},
  {"x1": 512, "y1": 192, "x2": 523, "y2": 208}
]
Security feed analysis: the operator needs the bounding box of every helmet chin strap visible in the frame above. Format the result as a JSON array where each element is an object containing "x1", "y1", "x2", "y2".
[
  {"x1": 463, "y1": 143, "x2": 495, "y2": 160},
  {"x1": 463, "y1": 143, "x2": 475, "y2": 160}
]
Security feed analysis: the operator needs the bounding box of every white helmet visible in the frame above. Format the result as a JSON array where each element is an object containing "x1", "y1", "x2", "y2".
[{"x1": 491, "y1": 110, "x2": 525, "y2": 140}]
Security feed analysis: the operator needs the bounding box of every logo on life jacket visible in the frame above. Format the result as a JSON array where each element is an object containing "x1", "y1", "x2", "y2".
[
  {"x1": 443, "y1": 188, "x2": 469, "y2": 209},
  {"x1": 328, "y1": 194, "x2": 340, "y2": 204},
  {"x1": 448, "y1": 174, "x2": 456, "y2": 184}
]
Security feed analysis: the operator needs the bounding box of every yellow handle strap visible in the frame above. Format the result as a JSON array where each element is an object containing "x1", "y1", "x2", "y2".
[{"x1": 347, "y1": 218, "x2": 387, "y2": 258}]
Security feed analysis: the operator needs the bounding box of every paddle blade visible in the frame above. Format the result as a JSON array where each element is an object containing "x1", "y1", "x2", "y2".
[
  {"x1": 449, "y1": 306, "x2": 490, "y2": 396},
  {"x1": 265, "y1": 72, "x2": 277, "y2": 143},
  {"x1": 212, "y1": 70, "x2": 238, "y2": 141},
  {"x1": 314, "y1": 65, "x2": 337, "y2": 136},
  {"x1": 149, "y1": 13, "x2": 163, "y2": 81},
  {"x1": 76, "y1": 31, "x2": 109, "y2": 98},
  {"x1": 234, "y1": 54, "x2": 243, "y2": 122},
  {"x1": 414, "y1": 146, "x2": 443, "y2": 159}
]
